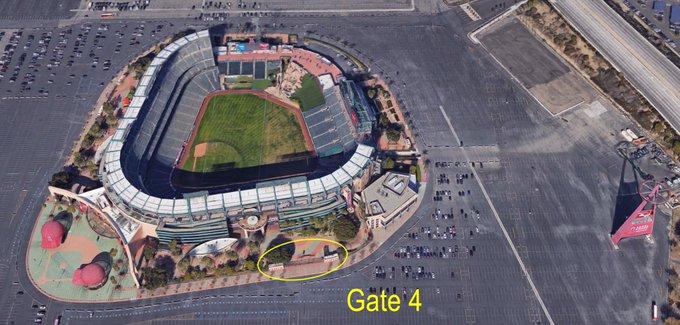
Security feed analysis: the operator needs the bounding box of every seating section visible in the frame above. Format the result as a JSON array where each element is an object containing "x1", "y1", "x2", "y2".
[
  {"x1": 102, "y1": 30, "x2": 375, "y2": 222},
  {"x1": 156, "y1": 219, "x2": 229, "y2": 245},
  {"x1": 303, "y1": 86, "x2": 357, "y2": 157},
  {"x1": 154, "y1": 67, "x2": 220, "y2": 167},
  {"x1": 121, "y1": 35, "x2": 217, "y2": 196}
]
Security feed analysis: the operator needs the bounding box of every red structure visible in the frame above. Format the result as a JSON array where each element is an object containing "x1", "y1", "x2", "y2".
[
  {"x1": 78, "y1": 202, "x2": 89, "y2": 213},
  {"x1": 72, "y1": 263, "x2": 106, "y2": 287},
  {"x1": 610, "y1": 185, "x2": 659, "y2": 248},
  {"x1": 40, "y1": 221, "x2": 65, "y2": 249}
]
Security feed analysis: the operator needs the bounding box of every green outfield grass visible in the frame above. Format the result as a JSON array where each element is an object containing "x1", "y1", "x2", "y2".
[
  {"x1": 181, "y1": 94, "x2": 309, "y2": 172},
  {"x1": 292, "y1": 74, "x2": 325, "y2": 111}
]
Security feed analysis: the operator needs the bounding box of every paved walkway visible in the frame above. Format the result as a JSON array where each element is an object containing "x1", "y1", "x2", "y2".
[{"x1": 139, "y1": 183, "x2": 426, "y2": 299}]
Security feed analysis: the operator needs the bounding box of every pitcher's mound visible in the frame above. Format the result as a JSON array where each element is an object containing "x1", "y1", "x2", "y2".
[{"x1": 194, "y1": 143, "x2": 208, "y2": 158}]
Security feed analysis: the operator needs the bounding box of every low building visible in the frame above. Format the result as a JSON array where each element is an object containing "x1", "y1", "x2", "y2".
[
  {"x1": 361, "y1": 172, "x2": 418, "y2": 229},
  {"x1": 653, "y1": 1, "x2": 666, "y2": 17},
  {"x1": 671, "y1": 5, "x2": 680, "y2": 29}
]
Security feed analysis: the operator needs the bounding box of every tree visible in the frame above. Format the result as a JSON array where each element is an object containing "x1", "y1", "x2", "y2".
[
  {"x1": 81, "y1": 134, "x2": 95, "y2": 149},
  {"x1": 242, "y1": 260, "x2": 256, "y2": 271},
  {"x1": 102, "y1": 101, "x2": 115, "y2": 115},
  {"x1": 332, "y1": 215, "x2": 360, "y2": 242},
  {"x1": 168, "y1": 239, "x2": 182, "y2": 256},
  {"x1": 298, "y1": 227, "x2": 317, "y2": 237},
  {"x1": 154, "y1": 255, "x2": 176, "y2": 278},
  {"x1": 143, "y1": 245, "x2": 156, "y2": 262},
  {"x1": 140, "y1": 267, "x2": 168, "y2": 290},
  {"x1": 181, "y1": 265, "x2": 208, "y2": 281},
  {"x1": 382, "y1": 157, "x2": 395, "y2": 170},
  {"x1": 213, "y1": 263, "x2": 237, "y2": 277},
  {"x1": 88, "y1": 121, "x2": 102, "y2": 138},
  {"x1": 130, "y1": 56, "x2": 152, "y2": 79},
  {"x1": 49, "y1": 171, "x2": 74, "y2": 189},
  {"x1": 105, "y1": 114, "x2": 118, "y2": 128},
  {"x1": 200, "y1": 256, "x2": 214, "y2": 269},
  {"x1": 673, "y1": 142, "x2": 680, "y2": 157},
  {"x1": 247, "y1": 242, "x2": 259, "y2": 254},
  {"x1": 177, "y1": 258, "x2": 190, "y2": 274},
  {"x1": 265, "y1": 237, "x2": 294, "y2": 265},
  {"x1": 653, "y1": 122, "x2": 666, "y2": 134},
  {"x1": 109, "y1": 247, "x2": 118, "y2": 258},
  {"x1": 385, "y1": 129, "x2": 401, "y2": 142},
  {"x1": 250, "y1": 231, "x2": 264, "y2": 243},
  {"x1": 379, "y1": 113, "x2": 390, "y2": 129},
  {"x1": 367, "y1": 88, "x2": 377, "y2": 99}
]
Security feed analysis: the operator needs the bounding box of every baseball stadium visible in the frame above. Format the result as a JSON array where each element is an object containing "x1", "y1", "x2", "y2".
[{"x1": 49, "y1": 27, "x2": 379, "y2": 265}]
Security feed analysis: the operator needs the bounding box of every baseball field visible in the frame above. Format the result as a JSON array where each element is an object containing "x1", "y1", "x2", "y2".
[{"x1": 180, "y1": 92, "x2": 312, "y2": 172}]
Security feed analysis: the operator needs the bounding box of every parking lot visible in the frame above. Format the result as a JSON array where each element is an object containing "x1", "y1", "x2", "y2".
[
  {"x1": 622, "y1": 0, "x2": 680, "y2": 48},
  {"x1": 0, "y1": 0, "x2": 79, "y2": 21},
  {"x1": 0, "y1": 19, "x2": 188, "y2": 324},
  {"x1": 0, "y1": 2, "x2": 673, "y2": 323},
  {"x1": 0, "y1": 22, "x2": 180, "y2": 98}
]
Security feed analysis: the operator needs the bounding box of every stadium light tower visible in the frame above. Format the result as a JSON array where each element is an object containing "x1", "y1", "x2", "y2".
[{"x1": 611, "y1": 180, "x2": 669, "y2": 249}]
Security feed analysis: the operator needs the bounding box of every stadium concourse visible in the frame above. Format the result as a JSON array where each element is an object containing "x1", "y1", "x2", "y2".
[{"x1": 44, "y1": 29, "x2": 378, "y2": 288}]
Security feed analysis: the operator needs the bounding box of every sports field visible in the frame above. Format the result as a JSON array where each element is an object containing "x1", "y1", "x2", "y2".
[{"x1": 181, "y1": 93, "x2": 310, "y2": 172}]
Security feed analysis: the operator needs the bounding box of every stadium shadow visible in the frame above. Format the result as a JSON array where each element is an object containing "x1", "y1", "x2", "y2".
[
  {"x1": 610, "y1": 157, "x2": 642, "y2": 235},
  {"x1": 172, "y1": 155, "x2": 318, "y2": 192}
]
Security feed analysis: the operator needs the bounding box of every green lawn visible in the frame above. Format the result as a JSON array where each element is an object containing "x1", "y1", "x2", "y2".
[
  {"x1": 252, "y1": 79, "x2": 272, "y2": 90},
  {"x1": 292, "y1": 74, "x2": 325, "y2": 111},
  {"x1": 181, "y1": 94, "x2": 309, "y2": 172}
]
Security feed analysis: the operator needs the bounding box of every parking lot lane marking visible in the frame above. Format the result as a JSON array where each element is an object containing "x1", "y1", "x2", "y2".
[{"x1": 437, "y1": 105, "x2": 555, "y2": 325}]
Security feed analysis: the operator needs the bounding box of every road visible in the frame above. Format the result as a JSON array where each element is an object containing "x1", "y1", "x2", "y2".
[
  {"x1": 552, "y1": 0, "x2": 680, "y2": 132},
  {"x1": 0, "y1": 0, "x2": 671, "y2": 324}
]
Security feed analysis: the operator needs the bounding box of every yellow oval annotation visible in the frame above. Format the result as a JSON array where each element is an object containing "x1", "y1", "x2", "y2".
[{"x1": 256, "y1": 238, "x2": 348, "y2": 282}]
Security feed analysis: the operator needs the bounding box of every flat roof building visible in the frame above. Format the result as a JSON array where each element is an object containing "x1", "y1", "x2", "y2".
[
  {"x1": 671, "y1": 5, "x2": 680, "y2": 27},
  {"x1": 653, "y1": 1, "x2": 666, "y2": 14},
  {"x1": 361, "y1": 172, "x2": 418, "y2": 229}
]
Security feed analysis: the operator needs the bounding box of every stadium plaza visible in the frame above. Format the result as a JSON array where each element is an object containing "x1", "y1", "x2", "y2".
[{"x1": 30, "y1": 28, "x2": 422, "y2": 294}]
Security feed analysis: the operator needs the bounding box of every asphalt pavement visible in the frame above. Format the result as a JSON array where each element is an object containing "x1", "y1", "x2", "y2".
[{"x1": 0, "y1": 1, "x2": 672, "y2": 324}]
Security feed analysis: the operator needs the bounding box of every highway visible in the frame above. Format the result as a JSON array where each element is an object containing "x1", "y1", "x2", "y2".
[
  {"x1": 0, "y1": 1, "x2": 671, "y2": 323},
  {"x1": 552, "y1": 0, "x2": 680, "y2": 132}
]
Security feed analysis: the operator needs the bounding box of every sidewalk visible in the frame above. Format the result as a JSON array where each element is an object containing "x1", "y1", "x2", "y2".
[{"x1": 138, "y1": 181, "x2": 427, "y2": 299}]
